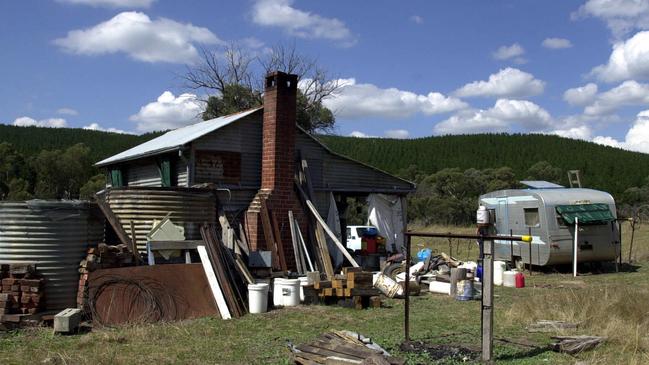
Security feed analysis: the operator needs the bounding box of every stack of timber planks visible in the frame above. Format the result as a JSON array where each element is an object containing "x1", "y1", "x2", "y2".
[
  {"x1": 200, "y1": 224, "x2": 250, "y2": 318},
  {"x1": 307, "y1": 269, "x2": 381, "y2": 309},
  {"x1": 291, "y1": 331, "x2": 404, "y2": 365}
]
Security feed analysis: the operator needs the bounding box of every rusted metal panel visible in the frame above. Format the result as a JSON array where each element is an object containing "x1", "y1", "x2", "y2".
[
  {"x1": 0, "y1": 201, "x2": 104, "y2": 310},
  {"x1": 106, "y1": 187, "x2": 217, "y2": 252},
  {"x1": 88, "y1": 264, "x2": 218, "y2": 325}
]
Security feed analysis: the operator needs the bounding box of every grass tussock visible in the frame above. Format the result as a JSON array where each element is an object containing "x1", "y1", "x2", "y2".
[{"x1": 506, "y1": 285, "x2": 649, "y2": 364}]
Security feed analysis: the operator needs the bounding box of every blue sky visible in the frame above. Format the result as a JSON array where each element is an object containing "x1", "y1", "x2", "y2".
[{"x1": 2, "y1": 0, "x2": 649, "y2": 152}]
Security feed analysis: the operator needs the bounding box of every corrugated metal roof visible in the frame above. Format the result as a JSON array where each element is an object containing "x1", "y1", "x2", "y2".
[
  {"x1": 520, "y1": 180, "x2": 565, "y2": 189},
  {"x1": 96, "y1": 108, "x2": 262, "y2": 167}
]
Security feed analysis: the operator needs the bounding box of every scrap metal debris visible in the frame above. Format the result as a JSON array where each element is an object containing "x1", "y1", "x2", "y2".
[{"x1": 290, "y1": 330, "x2": 404, "y2": 365}]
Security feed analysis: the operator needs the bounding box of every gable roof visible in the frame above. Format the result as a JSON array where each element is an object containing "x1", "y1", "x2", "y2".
[{"x1": 95, "y1": 108, "x2": 261, "y2": 167}]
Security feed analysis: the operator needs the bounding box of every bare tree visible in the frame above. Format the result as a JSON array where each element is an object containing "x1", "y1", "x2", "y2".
[{"x1": 182, "y1": 42, "x2": 340, "y2": 132}]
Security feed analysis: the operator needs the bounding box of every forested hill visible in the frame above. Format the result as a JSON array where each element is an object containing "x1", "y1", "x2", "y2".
[
  {"x1": 2, "y1": 124, "x2": 648, "y2": 196},
  {"x1": 317, "y1": 133, "x2": 649, "y2": 195},
  {"x1": 0, "y1": 124, "x2": 161, "y2": 163}
]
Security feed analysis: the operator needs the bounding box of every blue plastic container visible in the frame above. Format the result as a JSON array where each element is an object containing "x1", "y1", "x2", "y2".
[{"x1": 417, "y1": 248, "x2": 432, "y2": 262}]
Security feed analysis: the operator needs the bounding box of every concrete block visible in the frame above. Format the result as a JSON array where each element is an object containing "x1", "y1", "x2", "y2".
[{"x1": 54, "y1": 308, "x2": 82, "y2": 334}]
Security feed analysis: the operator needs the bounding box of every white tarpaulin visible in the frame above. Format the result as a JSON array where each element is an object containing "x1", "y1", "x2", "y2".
[
  {"x1": 367, "y1": 194, "x2": 406, "y2": 253},
  {"x1": 326, "y1": 193, "x2": 344, "y2": 267}
]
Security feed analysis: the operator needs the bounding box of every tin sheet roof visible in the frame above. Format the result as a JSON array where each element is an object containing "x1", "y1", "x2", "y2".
[{"x1": 95, "y1": 108, "x2": 261, "y2": 167}]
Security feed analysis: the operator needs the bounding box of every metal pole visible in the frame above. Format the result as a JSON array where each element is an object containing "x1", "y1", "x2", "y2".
[
  {"x1": 509, "y1": 229, "x2": 514, "y2": 263},
  {"x1": 628, "y1": 217, "x2": 636, "y2": 263},
  {"x1": 528, "y1": 227, "x2": 533, "y2": 275},
  {"x1": 573, "y1": 217, "x2": 579, "y2": 277},
  {"x1": 480, "y1": 230, "x2": 494, "y2": 363},
  {"x1": 404, "y1": 234, "x2": 411, "y2": 342}
]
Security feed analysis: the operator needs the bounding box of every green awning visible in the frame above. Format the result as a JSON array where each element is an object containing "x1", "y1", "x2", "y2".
[{"x1": 556, "y1": 203, "x2": 615, "y2": 225}]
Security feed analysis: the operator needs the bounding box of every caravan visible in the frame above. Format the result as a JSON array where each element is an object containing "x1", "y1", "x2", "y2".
[{"x1": 479, "y1": 181, "x2": 620, "y2": 266}]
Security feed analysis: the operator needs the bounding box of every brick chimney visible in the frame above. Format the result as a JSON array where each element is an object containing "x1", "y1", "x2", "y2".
[{"x1": 246, "y1": 71, "x2": 305, "y2": 269}]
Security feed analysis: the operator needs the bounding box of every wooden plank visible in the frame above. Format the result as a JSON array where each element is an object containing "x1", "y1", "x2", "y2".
[
  {"x1": 96, "y1": 196, "x2": 132, "y2": 247},
  {"x1": 197, "y1": 245, "x2": 230, "y2": 320},
  {"x1": 129, "y1": 221, "x2": 140, "y2": 265},
  {"x1": 315, "y1": 222, "x2": 335, "y2": 279},
  {"x1": 296, "y1": 345, "x2": 364, "y2": 360},
  {"x1": 259, "y1": 200, "x2": 281, "y2": 271},
  {"x1": 238, "y1": 223, "x2": 250, "y2": 255},
  {"x1": 306, "y1": 200, "x2": 359, "y2": 268},
  {"x1": 288, "y1": 211, "x2": 305, "y2": 274},
  {"x1": 296, "y1": 220, "x2": 315, "y2": 272},
  {"x1": 234, "y1": 255, "x2": 255, "y2": 285},
  {"x1": 332, "y1": 279, "x2": 345, "y2": 289},
  {"x1": 270, "y1": 211, "x2": 288, "y2": 272}
]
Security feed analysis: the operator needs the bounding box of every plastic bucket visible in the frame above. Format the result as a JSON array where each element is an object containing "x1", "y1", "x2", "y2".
[
  {"x1": 502, "y1": 270, "x2": 517, "y2": 287},
  {"x1": 515, "y1": 272, "x2": 525, "y2": 288},
  {"x1": 248, "y1": 283, "x2": 269, "y2": 314},
  {"x1": 456, "y1": 279, "x2": 474, "y2": 301},
  {"x1": 298, "y1": 276, "x2": 309, "y2": 302},
  {"x1": 273, "y1": 278, "x2": 300, "y2": 307}
]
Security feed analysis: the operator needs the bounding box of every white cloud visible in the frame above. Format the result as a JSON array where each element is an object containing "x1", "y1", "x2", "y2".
[
  {"x1": 251, "y1": 0, "x2": 355, "y2": 45},
  {"x1": 322, "y1": 78, "x2": 467, "y2": 119},
  {"x1": 492, "y1": 43, "x2": 525, "y2": 63},
  {"x1": 83, "y1": 123, "x2": 131, "y2": 134},
  {"x1": 590, "y1": 31, "x2": 649, "y2": 83},
  {"x1": 593, "y1": 110, "x2": 649, "y2": 153},
  {"x1": 56, "y1": 107, "x2": 79, "y2": 116},
  {"x1": 584, "y1": 80, "x2": 649, "y2": 115},
  {"x1": 564, "y1": 83, "x2": 599, "y2": 106},
  {"x1": 349, "y1": 131, "x2": 374, "y2": 138},
  {"x1": 434, "y1": 99, "x2": 554, "y2": 134},
  {"x1": 12, "y1": 117, "x2": 68, "y2": 128},
  {"x1": 385, "y1": 129, "x2": 409, "y2": 139},
  {"x1": 454, "y1": 68, "x2": 545, "y2": 98},
  {"x1": 550, "y1": 125, "x2": 593, "y2": 140},
  {"x1": 56, "y1": 0, "x2": 155, "y2": 8},
  {"x1": 54, "y1": 12, "x2": 221, "y2": 64},
  {"x1": 542, "y1": 37, "x2": 573, "y2": 49},
  {"x1": 574, "y1": 0, "x2": 649, "y2": 38},
  {"x1": 130, "y1": 91, "x2": 203, "y2": 132},
  {"x1": 410, "y1": 15, "x2": 424, "y2": 24}
]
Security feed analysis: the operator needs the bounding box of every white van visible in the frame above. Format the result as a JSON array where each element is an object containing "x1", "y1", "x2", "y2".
[{"x1": 346, "y1": 225, "x2": 376, "y2": 251}]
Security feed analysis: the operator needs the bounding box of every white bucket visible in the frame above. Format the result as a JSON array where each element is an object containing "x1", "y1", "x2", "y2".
[
  {"x1": 298, "y1": 276, "x2": 309, "y2": 302},
  {"x1": 502, "y1": 270, "x2": 517, "y2": 287},
  {"x1": 273, "y1": 278, "x2": 300, "y2": 307},
  {"x1": 494, "y1": 261, "x2": 507, "y2": 286},
  {"x1": 429, "y1": 281, "x2": 451, "y2": 295},
  {"x1": 248, "y1": 283, "x2": 269, "y2": 314}
]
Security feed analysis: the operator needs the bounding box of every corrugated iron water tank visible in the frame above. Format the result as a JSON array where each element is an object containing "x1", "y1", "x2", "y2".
[
  {"x1": 0, "y1": 200, "x2": 104, "y2": 310},
  {"x1": 105, "y1": 187, "x2": 218, "y2": 252}
]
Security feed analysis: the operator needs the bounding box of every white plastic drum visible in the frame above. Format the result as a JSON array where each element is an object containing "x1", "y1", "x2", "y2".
[
  {"x1": 248, "y1": 283, "x2": 269, "y2": 313},
  {"x1": 273, "y1": 278, "x2": 300, "y2": 307},
  {"x1": 494, "y1": 261, "x2": 507, "y2": 286}
]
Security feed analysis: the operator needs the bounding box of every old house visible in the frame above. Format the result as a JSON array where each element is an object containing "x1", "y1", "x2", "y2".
[{"x1": 96, "y1": 72, "x2": 414, "y2": 266}]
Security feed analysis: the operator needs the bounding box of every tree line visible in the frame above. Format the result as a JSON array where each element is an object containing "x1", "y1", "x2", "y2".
[{"x1": 0, "y1": 142, "x2": 104, "y2": 201}]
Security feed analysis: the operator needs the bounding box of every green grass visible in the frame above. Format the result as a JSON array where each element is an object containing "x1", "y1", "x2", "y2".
[{"x1": 2, "y1": 223, "x2": 649, "y2": 364}]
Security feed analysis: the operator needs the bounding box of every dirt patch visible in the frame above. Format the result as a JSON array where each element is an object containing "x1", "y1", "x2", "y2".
[{"x1": 400, "y1": 340, "x2": 479, "y2": 362}]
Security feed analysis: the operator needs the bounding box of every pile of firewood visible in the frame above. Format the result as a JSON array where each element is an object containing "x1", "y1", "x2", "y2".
[{"x1": 303, "y1": 269, "x2": 382, "y2": 309}]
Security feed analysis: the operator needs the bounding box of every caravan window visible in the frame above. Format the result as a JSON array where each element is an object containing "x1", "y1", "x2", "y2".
[{"x1": 524, "y1": 208, "x2": 540, "y2": 227}]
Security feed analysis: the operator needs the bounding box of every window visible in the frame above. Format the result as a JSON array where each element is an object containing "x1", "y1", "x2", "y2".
[
  {"x1": 346, "y1": 228, "x2": 352, "y2": 239},
  {"x1": 110, "y1": 168, "x2": 124, "y2": 188},
  {"x1": 356, "y1": 227, "x2": 368, "y2": 237},
  {"x1": 158, "y1": 158, "x2": 173, "y2": 187},
  {"x1": 524, "y1": 208, "x2": 540, "y2": 227}
]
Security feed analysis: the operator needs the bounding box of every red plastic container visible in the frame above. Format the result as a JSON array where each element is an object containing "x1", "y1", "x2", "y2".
[
  {"x1": 515, "y1": 272, "x2": 525, "y2": 288},
  {"x1": 362, "y1": 237, "x2": 378, "y2": 254}
]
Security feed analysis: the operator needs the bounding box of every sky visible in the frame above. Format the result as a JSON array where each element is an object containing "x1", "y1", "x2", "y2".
[{"x1": 2, "y1": 0, "x2": 649, "y2": 153}]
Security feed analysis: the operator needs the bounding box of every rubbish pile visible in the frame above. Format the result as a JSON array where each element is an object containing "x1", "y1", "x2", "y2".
[{"x1": 290, "y1": 330, "x2": 404, "y2": 365}]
